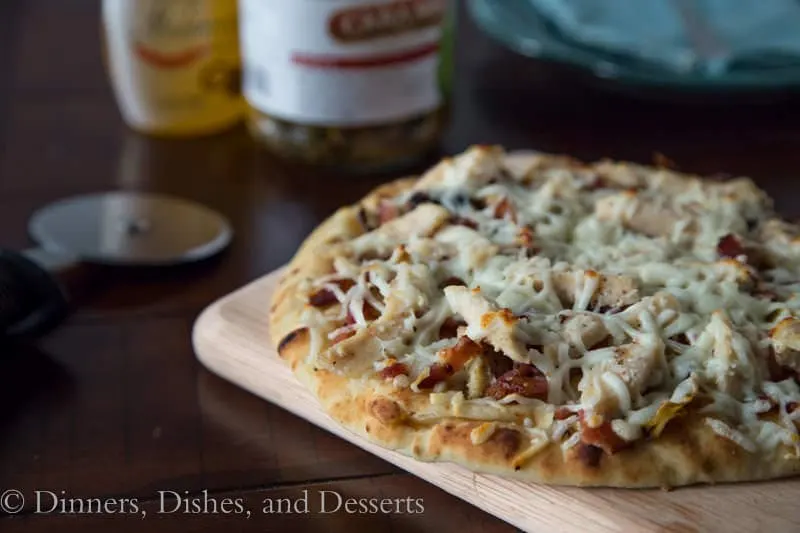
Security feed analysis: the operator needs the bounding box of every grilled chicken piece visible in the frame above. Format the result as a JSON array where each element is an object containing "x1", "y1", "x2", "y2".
[
  {"x1": 413, "y1": 145, "x2": 506, "y2": 191},
  {"x1": 434, "y1": 225, "x2": 499, "y2": 270},
  {"x1": 444, "y1": 286, "x2": 528, "y2": 362},
  {"x1": 563, "y1": 313, "x2": 609, "y2": 350},
  {"x1": 770, "y1": 317, "x2": 800, "y2": 373},
  {"x1": 604, "y1": 342, "x2": 661, "y2": 393},
  {"x1": 700, "y1": 311, "x2": 760, "y2": 394},
  {"x1": 579, "y1": 341, "x2": 662, "y2": 417},
  {"x1": 595, "y1": 191, "x2": 693, "y2": 238},
  {"x1": 375, "y1": 203, "x2": 450, "y2": 241},
  {"x1": 711, "y1": 259, "x2": 755, "y2": 288},
  {"x1": 591, "y1": 161, "x2": 646, "y2": 189},
  {"x1": 549, "y1": 270, "x2": 639, "y2": 310}
]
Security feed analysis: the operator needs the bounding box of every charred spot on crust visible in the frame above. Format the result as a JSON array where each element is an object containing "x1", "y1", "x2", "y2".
[
  {"x1": 577, "y1": 443, "x2": 603, "y2": 468},
  {"x1": 369, "y1": 397, "x2": 406, "y2": 425},
  {"x1": 277, "y1": 327, "x2": 309, "y2": 356},
  {"x1": 357, "y1": 206, "x2": 373, "y2": 231},
  {"x1": 489, "y1": 428, "x2": 521, "y2": 459}
]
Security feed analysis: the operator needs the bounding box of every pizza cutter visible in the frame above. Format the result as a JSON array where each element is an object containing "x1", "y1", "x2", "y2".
[{"x1": 0, "y1": 192, "x2": 232, "y2": 341}]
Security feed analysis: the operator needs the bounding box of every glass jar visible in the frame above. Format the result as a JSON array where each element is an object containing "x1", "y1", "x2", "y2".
[
  {"x1": 102, "y1": 0, "x2": 244, "y2": 137},
  {"x1": 238, "y1": 0, "x2": 454, "y2": 171}
]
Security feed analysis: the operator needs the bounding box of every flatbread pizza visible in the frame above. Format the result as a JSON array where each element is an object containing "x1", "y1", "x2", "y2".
[{"x1": 269, "y1": 146, "x2": 800, "y2": 488}]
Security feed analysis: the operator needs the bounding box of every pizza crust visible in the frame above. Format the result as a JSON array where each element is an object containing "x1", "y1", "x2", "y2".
[
  {"x1": 269, "y1": 152, "x2": 800, "y2": 488},
  {"x1": 274, "y1": 324, "x2": 800, "y2": 488}
]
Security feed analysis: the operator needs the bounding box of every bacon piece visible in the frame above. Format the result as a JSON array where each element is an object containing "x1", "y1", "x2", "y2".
[
  {"x1": 379, "y1": 362, "x2": 409, "y2": 380},
  {"x1": 492, "y1": 197, "x2": 517, "y2": 222},
  {"x1": 417, "y1": 363, "x2": 455, "y2": 389},
  {"x1": 440, "y1": 276, "x2": 466, "y2": 288},
  {"x1": 518, "y1": 225, "x2": 537, "y2": 254},
  {"x1": 483, "y1": 345, "x2": 514, "y2": 378},
  {"x1": 717, "y1": 233, "x2": 745, "y2": 259},
  {"x1": 753, "y1": 285, "x2": 779, "y2": 301},
  {"x1": 438, "y1": 337, "x2": 483, "y2": 371},
  {"x1": 585, "y1": 175, "x2": 608, "y2": 191},
  {"x1": 391, "y1": 245, "x2": 411, "y2": 264},
  {"x1": 554, "y1": 406, "x2": 574, "y2": 420},
  {"x1": 331, "y1": 330, "x2": 356, "y2": 344},
  {"x1": 766, "y1": 347, "x2": 796, "y2": 382},
  {"x1": 469, "y1": 197, "x2": 487, "y2": 210},
  {"x1": 438, "y1": 317, "x2": 465, "y2": 339},
  {"x1": 787, "y1": 401, "x2": 798, "y2": 414},
  {"x1": 310, "y1": 289, "x2": 338, "y2": 307},
  {"x1": 344, "y1": 301, "x2": 381, "y2": 324},
  {"x1": 378, "y1": 200, "x2": 399, "y2": 224},
  {"x1": 669, "y1": 333, "x2": 690, "y2": 347},
  {"x1": 485, "y1": 364, "x2": 548, "y2": 401},
  {"x1": 450, "y1": 216, "x2": 479, "y2": 230},
  {"x1": 309, "y1": 279, "x2": 355, "y2": 308},
  {"x1": 578, "y1": 411, "x2": 629, "y2": 455}
]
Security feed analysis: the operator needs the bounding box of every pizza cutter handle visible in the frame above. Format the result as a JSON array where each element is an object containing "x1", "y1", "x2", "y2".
[{"x1": 0, "y1": 249, "x2": 70, "y2": 341}]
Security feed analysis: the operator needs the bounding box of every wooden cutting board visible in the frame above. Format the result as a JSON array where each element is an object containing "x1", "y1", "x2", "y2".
[{"x1": 192, "y1": 268, "x2": 800, "y2": 533}]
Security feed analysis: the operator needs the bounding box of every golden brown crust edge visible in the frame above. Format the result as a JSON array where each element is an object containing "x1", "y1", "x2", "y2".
[
  {"x1": 274, "y1": 329, "x2": 800, "y2": 488},
  {"x1": 269, "y1": 176, "x2": 418, "y2": 346},
  {"x1": 267, "y1": 163, "x2": 800, "y2": 488}
]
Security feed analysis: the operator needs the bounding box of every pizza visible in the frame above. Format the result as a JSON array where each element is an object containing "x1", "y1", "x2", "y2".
[{"x1": 269, "y1": 145, "x2": 800, "y2": 488}]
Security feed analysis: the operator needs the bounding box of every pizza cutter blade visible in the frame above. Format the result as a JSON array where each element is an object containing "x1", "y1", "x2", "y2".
[{"x1": 0, "y1": 192, "x2": 232, "y2": 341}]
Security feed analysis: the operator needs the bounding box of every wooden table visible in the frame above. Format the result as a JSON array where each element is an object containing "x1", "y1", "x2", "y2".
[{"x1": 2, "y1": 2, "x2": 800, "y2": 532}]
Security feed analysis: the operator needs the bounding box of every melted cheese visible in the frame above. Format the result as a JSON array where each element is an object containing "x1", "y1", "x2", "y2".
[{"x1": 298, "y1": 145, "x2": 800, "y2": 456}]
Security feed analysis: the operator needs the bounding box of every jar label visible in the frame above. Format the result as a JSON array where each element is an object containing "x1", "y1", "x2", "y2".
[{"x1": 240, "y1": 0, "x2": 447, "y2": 127}]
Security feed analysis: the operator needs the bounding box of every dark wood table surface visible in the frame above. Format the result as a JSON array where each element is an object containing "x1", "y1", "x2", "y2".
[{"x1": 3, "y1": 1, "x2": 800, "y2": 532}]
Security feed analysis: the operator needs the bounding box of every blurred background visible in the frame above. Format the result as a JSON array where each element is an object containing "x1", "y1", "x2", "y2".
[{"x1": 2, "y1": 0, "x2": 800, "y2": 336}]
